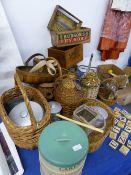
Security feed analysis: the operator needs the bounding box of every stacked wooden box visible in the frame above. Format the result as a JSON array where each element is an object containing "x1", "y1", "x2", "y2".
[{"x1": 47, "y1": 5, "x2": 91, "y2": 69}]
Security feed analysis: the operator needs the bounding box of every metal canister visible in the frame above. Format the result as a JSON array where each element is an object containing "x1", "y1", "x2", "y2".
[{"x1": 49, "y1": 101, "x2": 62, "y2": 122}]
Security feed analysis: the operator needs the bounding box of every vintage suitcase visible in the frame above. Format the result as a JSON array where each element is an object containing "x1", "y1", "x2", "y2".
[
  {"x1": 48, "y1": 44, "x2": 83, "y2": 68},
  {"x1": 48, "y1": 5, "x2": 91, "y2": 47}
]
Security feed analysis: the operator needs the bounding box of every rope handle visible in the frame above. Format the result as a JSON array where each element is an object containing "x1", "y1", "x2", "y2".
[
  {"x1": 25, "y1": 53, "x2": 45, "y2": 66},
  {"x1": 14, "y1": 73, "x2": 37, "y2": 131},
  {"x1": 30, "y1": 57, "x2": 62, "y2": 78}
]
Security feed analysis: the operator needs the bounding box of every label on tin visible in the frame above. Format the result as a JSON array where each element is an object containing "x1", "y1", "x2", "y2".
[{"x1": 72, "y1": 144, "x2": 82, "y2": 151}]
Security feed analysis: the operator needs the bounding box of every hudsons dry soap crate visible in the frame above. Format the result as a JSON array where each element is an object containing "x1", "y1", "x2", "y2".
[
  {"x1": 48, "y1": 5, "x2": 91, "y2": 47},
  {"x1": 48, "y1": 44, "x2": 83, "y2": 68}
]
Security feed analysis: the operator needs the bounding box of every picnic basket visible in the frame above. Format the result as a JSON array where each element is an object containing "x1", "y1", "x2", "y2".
[{"x1": 0, "y1": 73, "x2": 51, "y2": 149}]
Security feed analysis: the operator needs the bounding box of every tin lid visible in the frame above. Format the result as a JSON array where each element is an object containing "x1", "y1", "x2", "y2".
[
  {"x1": 38, "y1": 121, "x2": 88, "y2": 168},
  {"x1": 49, "y1": 101, "x2": 62, "y2": 114},
  {"x1": 9, "y1": 101, "x2": 44, "y2": 126}
]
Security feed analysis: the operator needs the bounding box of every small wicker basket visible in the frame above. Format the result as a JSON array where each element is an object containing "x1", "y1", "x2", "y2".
[
  {"x1": 80, "y1": 54, "x2": 100, "y2": 99},
  {"x1": 80, "y1": 70, "x2": 100, "y2": 99},
  {"x1": 0, "y1": 73, "x2": 51, "y2": 149},
  {"x1": 97, "y1": 64, "x2": 128, "y2": 89},
  {"x1": 98, "y1": 78, "x2": 118, "y2": 106},
  {"x1": 79, "y1": 98, "x2": 114, "y2": 152},
  {"x1": 16, "y1": 54, "x2": 62, "y2": 84}
]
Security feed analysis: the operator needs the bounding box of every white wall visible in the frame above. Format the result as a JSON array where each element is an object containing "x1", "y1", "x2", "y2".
[
  {"x1": 1, "y1": 0, "x2": 131, "y2": 68},
  {"x1": 0, "y1": 2, "x2": 23, "y2": 94}
]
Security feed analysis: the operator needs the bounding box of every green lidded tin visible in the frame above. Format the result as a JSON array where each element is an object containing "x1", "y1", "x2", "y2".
[{"x1": 38, "y1": 121, "x2": 89, "y2": 175}]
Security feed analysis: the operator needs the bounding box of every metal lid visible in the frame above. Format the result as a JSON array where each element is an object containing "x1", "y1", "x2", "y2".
[
  {"x1": 49, "y1": 101, "x2": 62, "y2": 114},
  {"x1": 9, "y1": 101, "x2": 44, "y2": 126},
  {"x1": 38, "y1": 121, "x2": 89, "y2": 168}
]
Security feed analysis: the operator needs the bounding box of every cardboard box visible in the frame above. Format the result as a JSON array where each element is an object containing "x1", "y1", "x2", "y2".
[
  {"x1": 117, "y1": 84, "x2": 131, "y2": 105},
  {"x1": 124, "y1": 66, "x2": 131, "y2": 83}
]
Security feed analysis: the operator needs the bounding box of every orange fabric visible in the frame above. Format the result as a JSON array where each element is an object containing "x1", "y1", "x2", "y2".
[{"x1": 98, "y1": 0, "x2": 131, "y2": 61}]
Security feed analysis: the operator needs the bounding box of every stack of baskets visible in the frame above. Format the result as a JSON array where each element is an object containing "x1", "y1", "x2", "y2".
[
  {"x1": 16, "y1": 53, "x2": 62, "y2": 100},
  {"x1": 0, "y1": 73, "x2": 51, "y2": 149}
]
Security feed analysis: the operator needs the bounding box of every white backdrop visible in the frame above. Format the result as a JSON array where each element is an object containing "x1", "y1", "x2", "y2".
[
  {"x1": 1, "y1": 0, "x2": 131, "y2": 68},
  {"x1": 0, "y1": 2, "x2": 23, "y2": 94}
]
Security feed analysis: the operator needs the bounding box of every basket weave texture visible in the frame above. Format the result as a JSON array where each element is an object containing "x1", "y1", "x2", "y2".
[
  {"x1": 16, "y1": 54, "x2": 62, "y2": 84},
  {"x1": 0, "y1": 74, "x2": 51, "y2": 149},
  {"x1": 79, "y1": 98, "x2": 114, "y2": 152},
  {"x1": 98, "y1": 78, "x2": 118, "y2": 106},
  {"x1": 97, "y1": 64, "x2": 128, "y2": 89},
  {"x1": 54, "y1": 74, "x2": 82, "y2": 117}
]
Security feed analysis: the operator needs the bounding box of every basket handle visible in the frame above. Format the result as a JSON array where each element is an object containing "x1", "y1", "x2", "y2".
[
  {"x1": 30, "y1": 57, "x2": 62, "y2": 78},
  {"x1": 25, "y1": 53, "x2": 45, "y2": 66},
  {"x1": 14, "y1": 73, "x2": 37, "y2": 131}
]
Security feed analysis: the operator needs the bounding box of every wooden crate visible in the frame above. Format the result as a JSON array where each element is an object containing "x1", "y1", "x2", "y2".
[
  {"x1": 48, "y1": 44, "x2": 83, "y2": 68},
  {"x1": 50, "y1": 27, "x2": 91, "y2": 47},
  {"x1": 48, "y1": 5, "x2": 82, "y2": 32}
]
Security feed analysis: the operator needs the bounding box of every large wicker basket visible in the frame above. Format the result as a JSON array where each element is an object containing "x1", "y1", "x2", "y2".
[
  {"x1": 16, "y1": 55, "x2": 62, "y2": 84},
  {"x1": 79, "y1": 98, "x2": 114, "y2": 152},
  {"x1": 0, "y1": 74, "x2": 51, "y2": 149},
  {"x1": 97, "y1": 64, "x2": 128, "y2": 89}
]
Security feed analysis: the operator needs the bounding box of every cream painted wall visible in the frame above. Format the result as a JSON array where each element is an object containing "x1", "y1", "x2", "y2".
[{"x1": 1, "y1": 0, "x2": 131, "y2": 68}]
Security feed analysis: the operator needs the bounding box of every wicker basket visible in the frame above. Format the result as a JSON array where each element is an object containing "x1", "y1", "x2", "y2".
[
  {"x1": 98, "y1": 78, "x2": 118, "y2": 106},
  {"x1": 80, "y1": 70, "x2": 100, "y2": 99},
  {"x1": 79, "y1": 98, "x2": 114, "y2": 152},
  {"x1": 34, "y1": 83, "x2": 55, "y2": 101},
  {"x1": 0, "y1": 73, "x2": 51, "y2": 149},
  {"x1": 16, "y1": 55, "x2": 62, "y2": 84},
  {"x1": 23, "y1": 54, "x2": 63, "y2": 100},
  {"x1": 54, "y1": 74, "x2": 82, "y2": 117},
  {"x1": 97, "y1": 64, "x2": 128, "y2": 89}
]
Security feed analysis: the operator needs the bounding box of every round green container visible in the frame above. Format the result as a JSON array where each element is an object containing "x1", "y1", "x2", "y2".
[{"x1": 38, "y1": 121, "x2": 89, "y2": 175}]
